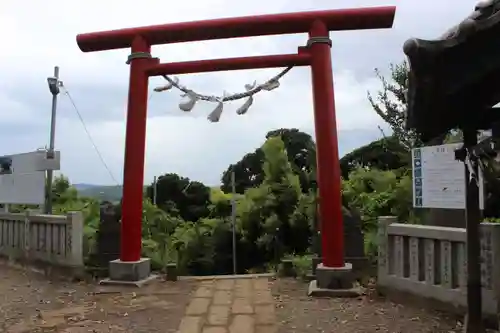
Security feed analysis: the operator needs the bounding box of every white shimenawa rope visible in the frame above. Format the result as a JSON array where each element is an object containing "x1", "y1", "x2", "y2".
[{"x1": 153, "y1": 66, "x2": 293, "y2": 122}]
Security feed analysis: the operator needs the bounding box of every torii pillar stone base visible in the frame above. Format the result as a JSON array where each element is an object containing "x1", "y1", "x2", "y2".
[{"x1": 308, "y1": 263, "x2": 362, "y2": 298}]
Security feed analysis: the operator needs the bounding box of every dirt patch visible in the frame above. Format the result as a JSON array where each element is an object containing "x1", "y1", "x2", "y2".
[
  {"x1": 272, "y1": 278, "x2": 464, "y2": 333},
  {"x1": 0, "y1": 263, "x2": 194, "y2": 332}
]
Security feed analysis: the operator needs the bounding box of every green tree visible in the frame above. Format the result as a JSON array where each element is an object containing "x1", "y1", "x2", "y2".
[
  {"x1": 368, "y1": 61, "x2": 456, "y2": 148},
  {"x1": 265, "y1": 128, "x2": 316, "y2": 191},
  {"x1": 221, "y1": 150, "x2": 265, "y2": 194},
  {"x1": 342, "y1": 167, "x2": 413, "y2": 231},
  {"x1": 236, "y1": 136, "x2": 302, "y2": 266},
  {"x1": 368, "y1": 61, "x2": 422, "y2": 150},
  {"x1": 52, "y1": 175, "x2": 79, "y2": 205},
  {"x1": 288, "y1": 191, "x2": 316, "y2": 254},
  {"x1": 221, "y1": 128, "x2": 316, "y2": 194},
  {"x1": 146, "y1": 173, "x2": 211, "y2": 222},
  {"x1": 209, "y1": 187, "x2": 234, "y2": 218},
  {"x1": 339, "y1": 136, "x2": 410, "y2": 179}
]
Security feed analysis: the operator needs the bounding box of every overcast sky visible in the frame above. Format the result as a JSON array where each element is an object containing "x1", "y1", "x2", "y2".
[{"x1": 0, "y1": 0, "x2": 478, "y2": 186}]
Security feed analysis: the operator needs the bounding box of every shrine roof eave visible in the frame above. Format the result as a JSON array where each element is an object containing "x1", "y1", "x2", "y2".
[
  {"x1": 403, "y1": 0, "x2": 500, "y2": 141},
  {"x1": 404, "y1": 0, "x2": 500, "y2": 59},
  {"x1": 406, "y1": 64, "x2": 500, "y2": 142}
]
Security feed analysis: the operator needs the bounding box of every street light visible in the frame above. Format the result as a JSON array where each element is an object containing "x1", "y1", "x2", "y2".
[
  {"x1": 45, "y1": 66, "x2": 62, "y2": 214},
  {"x1": 47, "y1": 76, "x2": 61, "y2": 95}
]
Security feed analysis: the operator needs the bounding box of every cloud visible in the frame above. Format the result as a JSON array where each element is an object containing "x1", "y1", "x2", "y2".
[{"x1": 0, "y1": 0, "x2": 477, "y2": 185}]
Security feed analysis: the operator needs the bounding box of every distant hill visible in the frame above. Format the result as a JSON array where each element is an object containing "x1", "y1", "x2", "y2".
[
  {"x1": 74, "y1": 184, "x2": 123, "y2": 202},
  {"x1": 73, "y1": 184, "x2": 153, "y2": 203},
  {"x1": 73, "y1": 183, "x2": 99, "y2": 191},
  {"x1": 74, "y1": 183, "x2": 222, "y2": 203}
]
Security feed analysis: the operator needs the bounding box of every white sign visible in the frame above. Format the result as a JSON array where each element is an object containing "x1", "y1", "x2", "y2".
[
  {"x1": 0, "y1": 150, "x2": 61, "y2": 173},
  {"x1": 0, "y1": 150, "x2": 61, "y2": 205},
  {"x1": 412, "y1": 143, "x2": 484, "y2": 210},
  {"x1": 0, "y1": 172, "x2": 46, "y2": 205}
]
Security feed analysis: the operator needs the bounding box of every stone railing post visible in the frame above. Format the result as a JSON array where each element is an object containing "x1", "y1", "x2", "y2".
[
  {"x1": 24, "y1": 210, "x2": 31, "y2": 253},
  {"x1": 378, "y1": 216, "x2": 397, "y2": 281},
  {"x1": 480, "y1": 223, "x2": 500, "y2": 317},
  {"x1": 66, "y1": 211, "x2": 84, "y2": 267}
]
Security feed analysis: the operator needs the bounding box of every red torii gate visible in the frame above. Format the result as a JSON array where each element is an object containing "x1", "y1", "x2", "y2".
[{"x1": 77, "y1": 6, "x2": 395, "y2": 285}]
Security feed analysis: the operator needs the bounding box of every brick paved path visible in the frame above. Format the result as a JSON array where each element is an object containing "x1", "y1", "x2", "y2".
[{"x1": 179, "y1": 277, "x2": 276, "y2": 333}]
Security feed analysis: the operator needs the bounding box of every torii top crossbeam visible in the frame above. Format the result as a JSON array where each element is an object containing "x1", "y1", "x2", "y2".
[{"x1": 77, "y1": 7, "x2": 395, "y2": 51}]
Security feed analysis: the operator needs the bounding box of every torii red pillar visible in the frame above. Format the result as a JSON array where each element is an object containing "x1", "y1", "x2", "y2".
[{"x1": 77, "y1": 7, "x2": 395, "y2": 270}]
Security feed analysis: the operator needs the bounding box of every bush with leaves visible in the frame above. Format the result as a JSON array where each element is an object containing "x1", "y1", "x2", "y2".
[
  {"x1": 235, "y1": 136, "x2": 304, "y2": 269},
  {"x1": 341, "y1": 167, "x2": 414, "y2": 261},
  {"x1": 342, "y1": 167, "x2": 413, "y2": 230},
  {"x1": 43, "y1": 126, "x2": 428, "y2": 276}
]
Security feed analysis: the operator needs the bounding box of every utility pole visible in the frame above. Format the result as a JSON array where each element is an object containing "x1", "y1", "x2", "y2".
[
  {"x1": 45, "y1": 66, "x2": 62, "y2": 214},
  {"x1": 153, "y1": 176, "x2": 158, "y2": 205},
  {"x1": 231, "y1": 171, "x2": 237, "y2": 274},
  {"x1": 460, "y1": 128, "x2": 484, "y2": 333}
]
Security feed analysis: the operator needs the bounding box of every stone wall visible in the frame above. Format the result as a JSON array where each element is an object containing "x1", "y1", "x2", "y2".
[
  {"x1": 0, "y1": 211, "x2": 84, "y2": 270},
  {"x1": 377, "y1": 216, "x2": 500, "y2": 317}
]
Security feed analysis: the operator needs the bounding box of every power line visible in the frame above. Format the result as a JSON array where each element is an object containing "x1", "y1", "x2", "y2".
[{"x1": 61, "y1": 86, "x2": 120, "y2": 185}]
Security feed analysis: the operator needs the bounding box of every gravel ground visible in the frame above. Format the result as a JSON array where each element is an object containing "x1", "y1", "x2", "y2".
[
  {"x1": 272, "y1": 278, "x2": 465, "y2": 333},
  {"x1": 1, "y1": 263, "x2": 492, "y2": 333},
  {"x1": 0, "y1": 263, "x2": 194, "y2": 333}
]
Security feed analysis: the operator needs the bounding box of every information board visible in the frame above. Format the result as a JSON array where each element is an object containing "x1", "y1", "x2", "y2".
[
  {"x1": 412, "y1": 143, "x2": 484, "y2": 210},
  {"x1": 0, "y1": 150, "x2": 61, "y2": 205}
]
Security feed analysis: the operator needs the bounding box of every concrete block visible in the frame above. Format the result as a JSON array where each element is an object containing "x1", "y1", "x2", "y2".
[
  {"x1": 316, "y1": 263, "x2": 354, "y2": 290},
  {"x1": 99, "y1": 258, "x2": 157, "y2": 287},
  {"x1": 109, "y1": 258, "x2": 151, "y2": 281},
  {"x1": 279, "y1": 259, "x2": 295, "y2": 277},
  {"x1": 308, "y1": 280, "x2": 362, "y2": 298},
  {"x1": 166, "y1": 263, "x2": 178, "y2": 281}
]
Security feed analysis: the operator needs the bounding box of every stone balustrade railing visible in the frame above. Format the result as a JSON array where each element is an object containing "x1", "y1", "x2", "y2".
[
  {"x1": 0, "y1": 211, "x2": 84, "y2": 270},
  {"x1": 377, "y1": 216, "x2": 500, "y2": 317}
]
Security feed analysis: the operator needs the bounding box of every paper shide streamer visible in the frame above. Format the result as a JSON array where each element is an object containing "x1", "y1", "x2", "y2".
[{"x1": 153, "y1": 67, "x2": 292, "y2": 122}]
